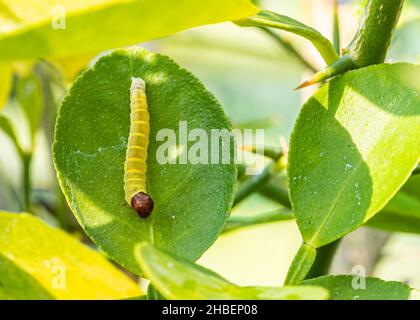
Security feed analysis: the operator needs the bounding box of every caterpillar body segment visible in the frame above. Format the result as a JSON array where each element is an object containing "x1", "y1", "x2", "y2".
[{"x1": 124, "y1": 77, "x2": 154, "y2": 218}]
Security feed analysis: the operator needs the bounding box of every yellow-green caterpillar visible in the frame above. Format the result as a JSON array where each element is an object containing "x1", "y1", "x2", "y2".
[{"x1": 124, "y1": 77, "x2": 154, "y2": 218}]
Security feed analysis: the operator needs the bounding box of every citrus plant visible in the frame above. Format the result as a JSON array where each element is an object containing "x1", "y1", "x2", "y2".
[{"x1": 0, "y1": 0, "x2": 419, "y2": 300}]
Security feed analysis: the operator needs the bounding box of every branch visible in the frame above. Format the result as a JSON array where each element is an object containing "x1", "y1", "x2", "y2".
[
  {"x1": 223, "y1": 208, "x2": 293, "y2": 234},
  {"x1": 297, "y1": 0, "x2": 405, "y2": 88}
]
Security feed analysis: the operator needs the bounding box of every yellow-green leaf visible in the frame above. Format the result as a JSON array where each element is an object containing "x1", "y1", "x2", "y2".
[
  {"x1": 0, "y1": 64, "x2": 12, "y2": 110},
  {"x1": 0, "y1": 0, "x2": 259, "y2": 61},
  {"x1": 0, "y1": 212, "x2": 142, "y2": 299}
]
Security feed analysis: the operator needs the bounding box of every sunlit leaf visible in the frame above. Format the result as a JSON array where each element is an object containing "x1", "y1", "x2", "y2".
[
  {"x1": 0, "y1": 211, "x2": 142, "y2": 299},
  {"x1": 0, "y1": 64, "x2": 12, "y2": 110},
  {"x1": 0, "y1": 0, "x2": 258, "y2": 61}
]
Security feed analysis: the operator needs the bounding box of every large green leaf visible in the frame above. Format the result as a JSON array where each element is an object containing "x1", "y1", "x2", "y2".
[
  {"x1": 303, "y1": 275, "x2": 411, "y2": 300},
  {"x1": 135, "y1": 242, "x2": 329, "y2": 300},
  {"x1": 53, "y1": 48, "x2": 237, "y2": 274},
  {"x1": 0, "y1": 212, "x2": 142, "y2": 299},
  {"x1": 0, "y1": 0, "x2": 258, "y2": 62},
  {"x1": 289, "y1": 63, "x2": 420, "y2": 248}
]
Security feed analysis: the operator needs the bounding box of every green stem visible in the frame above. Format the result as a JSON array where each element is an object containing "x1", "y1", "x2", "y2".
[
  {"x1": 233, "y1": 161, "x2": 282, "y2": 206},
  {"x1": 297, "y1": 0, "x2": 405, "y2": 88},
  {"x1": 305, "y1": 239, "x2": 341, "y2": 279},
  {"x1": 346, "y1": 0, "x2": 405, "y2": 67},
  {"x1": 284, "y1": 243, "x2": 317, "y2": 285},
  {"x1": 237, "y1": 10, "x2": 339, "y2": 65},
  {"x1": 259, "y1": 27, "x2": 318, "y2": 72},
  {"x1": 259, "y1": 183, "x2": 291, "y2": 208},
  {"x1": 223, "y1": 208, "x2": 294, "y2": 234},
  {"x1": 243, "y1": 143, "x2": 284, "y2": 161},
  {"x1": 22, "y1": 152, "x2": 32, "y2": 212}
]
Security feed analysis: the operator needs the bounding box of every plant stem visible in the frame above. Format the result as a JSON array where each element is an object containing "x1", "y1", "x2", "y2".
[
  {"x1": 346, "y1": 0, "x2": 405, "y2": 67},
  {"x1": 233, "y1": 160, "x2": 282, "y2": 207},
  {"x1": 223, "y1": 208, "x2": 294, "y2": 234},
  {"x1": 259, "y1": 27, "x2": 318, "y2": 72},
  {"x1": 259, "y1": 183, "x2": 291, "y2": 208},
  {"x1": 305, "y1": 239, "x2": 341, "y2": 279},
  {"x1": 242, "y1": 142, "x2": 284, "y2": 161},
  {"x1": 297, "y1": 0, "x2": 405, "y2": 88},
  {"x1": 22, "y1": 152, "x2": 32, "y2": 212},
  {"x1": 284, "y1": 243, "x2": 317, "y2": 285}
]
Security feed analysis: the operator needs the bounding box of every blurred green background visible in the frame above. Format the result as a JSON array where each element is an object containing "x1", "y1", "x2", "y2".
[{"x1": 1, "y1": 0, "x2": 419, "y2": 288}]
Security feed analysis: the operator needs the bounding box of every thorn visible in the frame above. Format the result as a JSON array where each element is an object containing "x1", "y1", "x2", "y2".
[
  {"x1": 294, "y1": 80, "x2": 314, "y2": 90},
  {"x1": 279, "y1": 136, "x2": 289, "y2": 156},
  {"x1": 240, "y1": 145, "x2": 254, "y2": 151},
  {"x1": 294, "y1": 54, "x2": 355, "y2": 91}
]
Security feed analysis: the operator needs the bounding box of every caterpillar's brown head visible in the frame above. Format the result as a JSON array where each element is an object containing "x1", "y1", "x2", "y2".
[{"x1": 131, "y1": 192, "x2": 154, "y2": 218}]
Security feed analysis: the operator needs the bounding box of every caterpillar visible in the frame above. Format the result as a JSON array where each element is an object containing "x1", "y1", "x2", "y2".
[{"x1": 124, "y1": 77, "x2": 154, "y2": 218}]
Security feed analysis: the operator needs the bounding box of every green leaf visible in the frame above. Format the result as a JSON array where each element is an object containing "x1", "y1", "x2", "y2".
[
  {"x1": 16, "y1": 74, "x2": 44, "y2": 145},
  {"x1": 367, "y1": 188, "x2": 420, "y2": 234},
  {"x1": 0, "y1": 114, "x2": 24, "y2": 155},
  {"x1": 135, "y1": 242, "x2": 329, "y2": 300},
  {"x1": 0, "y1": 64, "x2": 12, "y2": 110},
  {"x1": 53, "y1": 48, "x2": 237, "y2": 274},
  {"x1": 0, "y1": 211, "x2": 142, "y2": 299},
  {"x1": 147, "y1": 285, "x2": 166, "y2": 300},
  {"x1": 289, "y1": 63, "x2": 420, "y2": 248},
  {"x1": 237, "y1": 10, "x2": 339, "y2": 65},
  {"x1": 0, "y1": 0, "x2": 258, "y2": 62},
  {"x1": 303, "y1": 275, "x2": 411, "y2": 300}
]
